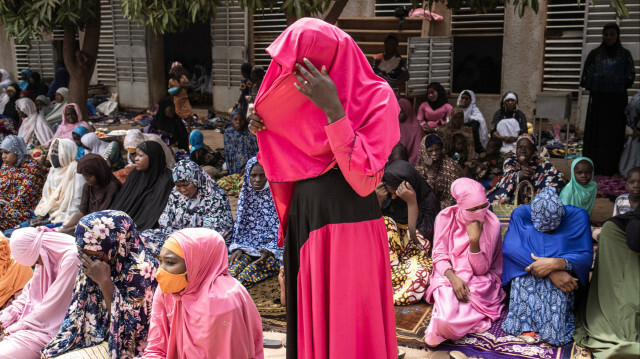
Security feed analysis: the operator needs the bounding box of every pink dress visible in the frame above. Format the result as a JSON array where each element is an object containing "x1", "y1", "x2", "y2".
[
  {"x1": 398, "y1": 98, "x2": 425, "y2": 166},
  {"x1": 417, "y1": 102, "x2": 452, "y2": 130},
  {"x1": 254, "y1": 18, "x2": 400, "y2": 359},
  {"x1": 143, "y1": 229, "x2": 263, "y2": 359},
  {"x1": 44, "y1": 102, "x2": 91, "y2": 146},
  {"x1": 424, "y1": 178, "x2": 505, "y2": 346},
  {"x1": 0, "y1": 228, "x2": 79, "y2": 359}
]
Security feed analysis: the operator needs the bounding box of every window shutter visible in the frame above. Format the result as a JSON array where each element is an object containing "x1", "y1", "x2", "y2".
[
  {"x1": 212, "y1": 4, "x2": 247, "y2": 88},
  {"x1": 407, "y1": 36, "x2": 452, "y2": 97},
  {"x1": 374, "y1": 1, "x2": 413, "y2": 17},
  {"x1": 451, "y1": 6, "x2": 505, "y2": 36},
  {"x1": 13, "y1": 40, "x2": 56, "y2": 79},
  {"x1": 96, "y1": 0, "x2": 117, "y2": 85},
  {"x1": 252, "y1": 3, "x2": 287, "y2": 68}
]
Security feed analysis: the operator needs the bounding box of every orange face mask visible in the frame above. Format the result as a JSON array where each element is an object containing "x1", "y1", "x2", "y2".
[{"x1": 155, "y1": 268, "x2": 188, "y2": 294}]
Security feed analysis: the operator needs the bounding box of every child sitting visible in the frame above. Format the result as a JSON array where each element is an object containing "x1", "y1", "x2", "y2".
[{"x1": 613, "y1": 166, "x2": 640, "y2": 216}]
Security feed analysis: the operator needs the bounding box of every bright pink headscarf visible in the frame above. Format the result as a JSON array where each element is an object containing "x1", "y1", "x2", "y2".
[
  {"x1": 45, "y1": 102, "x2": 91, "y2": 146},
  {"x1": 2, "y1": 227, "x2": 78, "y2": 338},
  {"x1": 143, "y1": 228, "x2": 264, "y2": 359},
  {"x1": 254, "y1": 18, "x2": 400, "y2": 243},
  {"x1": 398, "y1": 98, "x2": 424, "y2": 166},
  {"x1": 426, "y1": 178, "x2": 505, "y2": 318}
]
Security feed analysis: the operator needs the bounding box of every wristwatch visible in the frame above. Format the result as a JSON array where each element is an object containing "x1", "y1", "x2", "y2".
[{"x1": 563, "y1": 258, "x2": 573, "y2": 272}]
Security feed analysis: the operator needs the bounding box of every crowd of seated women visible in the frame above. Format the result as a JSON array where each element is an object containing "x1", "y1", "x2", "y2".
[{"x1": 0, "y1": 72, "x2": 637, "y2": 358}]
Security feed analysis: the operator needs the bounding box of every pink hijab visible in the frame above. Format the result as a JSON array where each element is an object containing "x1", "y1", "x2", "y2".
[
  {"x1": 143, "y1": 228, "x2": 264, "y2": 359},
  {"x1": 2, "y1": 227, "x2": 78, "y2": 337},
  {"x1": 426, "y1": 178, "x2": 505, "y2": 318},
  {"x1": 398, "y1": 98, "x2": 424, "y2": 166},
  {"x1": 254, "y1": 18, "x2": 399, "y2": 243},
  {"x1": 45, "y1": 102, "x2": 91, "y2": 146}
]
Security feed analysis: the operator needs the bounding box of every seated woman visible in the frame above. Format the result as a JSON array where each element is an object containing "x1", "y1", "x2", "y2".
[
  {"x1": 0, "y1": 227, "x2": 79, "y2": 359},
  {"x1": 377, "y1": 160, "x2": 439, "y2": 305},
  {"x1": 560, "y1": 157, "x2": 597, "y2": 215},
  {"x1": 110, "y1": 141, "x2": 174, "y2": 231},
  {"x1": 224, "y1": 109, "x2": 259, "y2": 175},
  {"x1": 574, "y1": 207, "x2": 639, "y2": 358},
  {"x1": 228, "y1": 158, "x2": 281, "y2": 287},
  {"x1": 437, "y1": 107, "x2": 475, "y2": 163},
  {"x1": 487, "y1": 134, "x2": 565, "y2": 205},
  {"x1": 424, "y1": 178, "x2": 505, "y2": 346},
  {"x1": 57, "y1": 154, "x2": 121, "y2": 235},
  {"x1": 142, "y1": 160, "x2": 233, "y2": 256},
  {"x1": 491, "y1": 92, "x2": 527, "y2": 138},
  {"x1": 31, "y1": 138, "x2": 85, "y2": 228},
  {"x1": 143, "y1": 228, "x2": 264, "y2": 358},
  {"x1": 0, "y1": 236, "x2": 33, "y2": 309},
  {"x1": 457, "y1": 89, "x2": 488, "y2": 152},
  {"x1": 398, "y1": 98, "x2": 424, "y2": 166},
  {"x1": 189, "y1": 130, "x2": 225, "y2": 178},
  {"x1": 81, "y1": 132, "x2": 124, "y2": 170},
  {"x1": 71, "y1": 126, "x2": 88, "y2": 160},
  {"x1": 35, "y1": 95, "x2": 53, "y2": 117},
  {"x1": 144, "y1": 98, "x2": 189, "y2": 151},
  {"x1": 502, "y1": 187, "x2": 593, "y2": 346},
  {"x1": 15, "y1": 97, "x2": 53, "y2": 150},
  {"x1": 416, "y1": 134, "x2": 464, "y2": 209},
  {"x1": 44, "y1": 88, "x2": 68, "y2": 127},
  {"x1": 115, "y1": 129, "x2": 175, "y2": 184},
  {"x1": 44, "y1": 103, "x2": 91, "y2": 147},
  {"x1": 41, "y1": 211, "x2": 157, "y2": 358},
  {"x1": 417, "y1": 82, "x2": 452, "y2": 134},
  {"x1": 0, "y1": 136, "x2": 46, "y2": 231}
]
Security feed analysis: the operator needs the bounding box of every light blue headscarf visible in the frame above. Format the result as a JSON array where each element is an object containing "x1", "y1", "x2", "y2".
[
  {"x1": 531, "y1": 186, "x2": 565, "y2": 232},
  {"x1": 18, "y1": 69, "x2": 31, "y2": 91},
  {"x1": 189, "y1": 130, "x2": 204, "y2": 154}
]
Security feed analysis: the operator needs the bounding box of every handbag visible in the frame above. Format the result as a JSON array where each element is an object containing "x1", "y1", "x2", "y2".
[{"x1": 492, "y1": 179, "x2": 534, "y2": 239}]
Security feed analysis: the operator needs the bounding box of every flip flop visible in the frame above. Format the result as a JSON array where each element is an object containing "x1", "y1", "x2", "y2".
[{"x1": 263, "y1": 338, "x2": 283, "y2": 349}]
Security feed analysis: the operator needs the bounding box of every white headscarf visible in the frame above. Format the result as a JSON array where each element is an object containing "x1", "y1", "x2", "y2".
[
  {"x1": 34, "y1": 138, "x2": 85, "y2": 224},
  {"x1": 81, "y1": 132, "x2": 109, "y2": 156},
  {"x1": 456, "y1": 90, "x2": 489, "y2": 149},
  {"x1": 0, "y1": 70, "x2": 11, "y2": 89},
  {"x1": 0, "y1": 89, "x2": 8, "y2": 114},
  {"x1": 16, "y1": 98, "x2": 54, "y2": 146}
]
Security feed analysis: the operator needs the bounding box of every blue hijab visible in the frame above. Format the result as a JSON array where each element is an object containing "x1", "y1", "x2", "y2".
[
  {"x1": 18, "y1": 69, "x2": 30, "y2": 91},
  {"x1": 228, "y1": 157, "x2": 282, "y2": 262},
  {"x1": 502, "y1": 204, "x2": 593, "y2": 286},
  {"x1": 72, "y1": 126, "x2": 90, "y2": 160},
  {"x1": 190, "y1": 130, "x2": 204, "y2": 154}
]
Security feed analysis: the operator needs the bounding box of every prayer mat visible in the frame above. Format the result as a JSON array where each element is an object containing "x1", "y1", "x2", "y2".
[
  {"x1": 248, "y1": 275, "x2": 287, "y2": 333},
  {"x1": 395, "y1": 302, "x2": 433, "y2": 349},
  {"x1": 594, "y1": 175, "x2": 627, "y2": 198},
  {"x1": 433, "y1": 310, "x2": 592, "y2": 359}
]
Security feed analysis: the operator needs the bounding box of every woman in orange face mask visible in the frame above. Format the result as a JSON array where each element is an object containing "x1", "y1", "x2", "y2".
[{"x1": 143, "y1": 228, "x2": 264, "y2": 359}]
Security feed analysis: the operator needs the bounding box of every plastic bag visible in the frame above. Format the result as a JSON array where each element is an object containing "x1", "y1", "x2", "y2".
[{"x1": 96, "y1": 93, "x2": 118, "y2": 116}]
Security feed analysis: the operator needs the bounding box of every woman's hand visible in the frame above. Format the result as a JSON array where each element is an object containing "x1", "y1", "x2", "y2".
[
  {"x1": 58, "y1": 226, "x2": 75, "y2": 235},
  {"x1": 253, "y1": 249, "x2": 273, "y2": 265},
  {"x1": 466, "y1": 221, "x2": 483, "y2": 243},
  {"x1": 78, "y1": 251, "x2": 112, "y2": 287},
  {"x1": 248, "y1": 111, "x2": 266, "y2": 135},
  {"x1": 396, "y1": 181, "x2": 417, "y2": 204},
  {"x1": 548, "y1": 271, "x2": 579, "y2": 294},
  {"x1": 519, "y1": 165, "x2": 536, "y2": 180},
  {"x1": 229, "y1": 249, "x2": 244, "y2": 265},
  {"x1": 294, "y1": 58, "x2": 345, "y2": 124},
  {"x1": 446, "y1": 270, "x2": 470, "y2": 302},
  {"x1": 526, "y1": 254, "x2": 565, "y2": 278},
  {"x1": 375, "y1": 182, "x2": 389, "y2": 207}
]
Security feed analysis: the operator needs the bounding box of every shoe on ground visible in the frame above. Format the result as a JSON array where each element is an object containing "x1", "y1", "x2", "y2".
[
  {"x1": 263, "y1": 338, "x2": 283, "y2": 349},
  {"x1": 449, "y1": 350, "x2": 469, "y2": 359}
]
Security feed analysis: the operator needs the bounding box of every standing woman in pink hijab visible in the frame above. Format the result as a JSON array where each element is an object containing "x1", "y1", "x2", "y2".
[
  {"x1": 0, "y1": 227, "x2": 78, "y2": 358},
  {"x1": 44, "y1": 103, "x2": 91, "y2": 147},
  {"x1": 249, "y1": 18, "x2": 399, "y2": 359},
  {"x1": 143, "y1": 228, "x2": 263, "y2": 358},
  {"x1": 424, "y1": 178, "x2": 505, "y2": 346}
]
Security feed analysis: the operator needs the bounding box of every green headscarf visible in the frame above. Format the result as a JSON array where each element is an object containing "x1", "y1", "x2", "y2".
[
  {"x1": 45, "y1": 87, "x2": 68, "y2": 126},
  {"x1": 559, "y1": 157, "x2": 597, "y2": 215}
]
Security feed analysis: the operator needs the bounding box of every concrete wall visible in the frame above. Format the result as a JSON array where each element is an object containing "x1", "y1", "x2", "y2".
[
  {"x1": 0, "y1": 28, "x2": 17, "y2": 81},
  {"x1": 341, "y1": 0, "x2": 375, "y2": 18},
  {"x1": 213, "y1": 85, "x2": 239, "y2": 115}
]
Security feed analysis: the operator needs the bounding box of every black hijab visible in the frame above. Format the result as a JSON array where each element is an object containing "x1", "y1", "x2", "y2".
[
  {"x1": 151, "y1": 98, "x2": 189, "y2": 151},
  {"x1": 110, "y1": 141, "x2": 174, "y2": 230},
  {"x1": 608, "y1": 205, "x2": 640, "y2": 252},
  {"x1": 2, "y1": 83, "x2": 20, "y2": 123},
  {"x1": 426, "y1": 82, "x2": 449, "y2": 110},
  {"x1": 382, "y1": 160, "x2": 440, "y2": 241}
]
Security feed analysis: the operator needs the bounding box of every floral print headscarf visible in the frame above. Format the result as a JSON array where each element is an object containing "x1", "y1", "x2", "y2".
[{"x1": 41, "y1": 210, "x2": 157, "y2": 359}]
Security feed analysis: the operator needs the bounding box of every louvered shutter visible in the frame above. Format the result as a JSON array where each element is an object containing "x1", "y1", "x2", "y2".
[
  {"x1": 96, "y1": 0, "x2": 117, "y2": 85},
  {"x1": 374, "y1": 1, "x2": 413, "y2": 17},
  {"x1": 212, "y1": 5, "x2": 247, "y2": 88},
  {"x1": 451, "y1": 6, "x2": 505, "y2": 36},
  {"x1": 252, "y1": 3, "x2": 287, "y2": 68},
  {"x1": 407, "y1": 36, "x2": 452, "y2": 97},
  {"x1": 13, "y1": 40, "x2": 56, "y2": 79}
]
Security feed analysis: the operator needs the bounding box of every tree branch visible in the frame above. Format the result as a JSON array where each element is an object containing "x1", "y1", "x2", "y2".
[{"x1": 323, "y1": 0, "x2": 349, "y2": 25}]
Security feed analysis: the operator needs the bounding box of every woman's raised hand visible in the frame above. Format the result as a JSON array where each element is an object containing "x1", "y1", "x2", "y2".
[
  {"x1": 294, "y1": 58, "x2": 345, "y2": 124},
  {"x1": 248, "y1": 110, "x2": 266, "y2": 135},
  {"x1": 396, "y1": 181, "x2": 417, "y2": 204}
]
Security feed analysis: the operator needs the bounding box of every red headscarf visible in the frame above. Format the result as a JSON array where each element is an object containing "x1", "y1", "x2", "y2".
[{"x1": 254, "y1": 18, "x2": 400, "y2": 242}]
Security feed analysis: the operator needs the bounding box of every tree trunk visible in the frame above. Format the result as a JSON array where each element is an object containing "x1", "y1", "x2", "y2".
[
  {"x1": 323, "y1": 0, "x2": 349, "y2": 24},
  {"x1": 63, "y1": 2, "x2": 101, "y2": 122}
]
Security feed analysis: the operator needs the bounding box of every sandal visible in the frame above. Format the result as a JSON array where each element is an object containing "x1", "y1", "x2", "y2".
[{"x1": 263, "y1": 338, "x2": 283, "y2": 349}]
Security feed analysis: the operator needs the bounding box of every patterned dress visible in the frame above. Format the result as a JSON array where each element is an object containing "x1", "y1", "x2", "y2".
[
  {"x1": 486, "y1": 155, "x2": 565, "y2": 205},
  {"x1": 41, "y1": 211, "x2": 158, "y2": 359},
  {"x1": 0, "y1": 157, "x2": 46, "y2": 231},
  {"x1": 386, "y1": 217, "x2": 432, "y2": 306},
  {"x1": 141, "y1": 160, "x2": 233, "y2": 256},
  {"x1": 223, "y1": 125, "x2": 259, "y2": 175},
  {"x1": 416, "y1": 150, "x2": 464, "y2": 209},
  {"x1": 228, "y1": 157, "x2": 281, "y2": 287}
]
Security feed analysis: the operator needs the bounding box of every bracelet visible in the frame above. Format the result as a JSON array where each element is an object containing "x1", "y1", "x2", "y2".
[{"x1": 563, "y1": 258, "x2": 573, "y2": 272}]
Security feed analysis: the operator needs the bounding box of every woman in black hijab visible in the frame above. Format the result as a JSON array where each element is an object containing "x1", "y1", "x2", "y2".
[
  {"x1": 148, "y1": 97, "x2": 189, "y2": 151},
  {"x1": 376, "y1": 159, "x2": 440, "y2": 305},
  {"x1": 110, "y1": 141, "x2": 174, "y2": 230},
  {"x1": 581, "y1": 23, "x2": 636, "y2": 175},
  {"x1": 2, "y1": 83, "x2": 20, "y2": 124}
]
